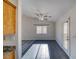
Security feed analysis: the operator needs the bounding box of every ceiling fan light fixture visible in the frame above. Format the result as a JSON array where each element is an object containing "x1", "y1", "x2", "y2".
[
  {"x1": 35, "y1": 10, "x2": 52, "y2": 21},
  {"x1": 38, "y1": 16, "x2": 44, "y2": 21}
]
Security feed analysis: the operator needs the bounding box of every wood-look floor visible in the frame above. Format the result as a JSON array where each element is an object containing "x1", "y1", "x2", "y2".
[{"x1": 22, "y1": 40, "x2": 69, "y2": 59}]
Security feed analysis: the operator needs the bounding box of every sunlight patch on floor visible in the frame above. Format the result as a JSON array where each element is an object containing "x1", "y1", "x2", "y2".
[
  {"x1": 22, "y1": 44, "x2": 50, "y2": 59},
  {"x1": 37, "y1": 44, "x2": 50, "y2": 59}
]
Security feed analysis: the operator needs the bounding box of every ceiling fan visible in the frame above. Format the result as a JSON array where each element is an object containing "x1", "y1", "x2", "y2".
[{"x1": 35, "y1": 10, "x2": 52, "y2": 21}]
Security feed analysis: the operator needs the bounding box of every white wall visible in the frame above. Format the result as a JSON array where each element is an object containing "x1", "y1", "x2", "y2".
[
  {"x1": 56, "y1": 6, "x2": 76, "y2": 59},
  {"x1": 22, "y1": 15, "x2": 55, "y2": 40}
]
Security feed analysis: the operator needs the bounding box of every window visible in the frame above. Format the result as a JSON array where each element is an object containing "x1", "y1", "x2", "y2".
[{"x1": 36, "y1": 26, "x2": 47, "y2": 34}]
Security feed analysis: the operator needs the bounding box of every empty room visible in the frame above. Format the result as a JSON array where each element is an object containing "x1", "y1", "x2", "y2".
[{"x1": 3, "y1": 0, "x2": 76, "y2": 59}]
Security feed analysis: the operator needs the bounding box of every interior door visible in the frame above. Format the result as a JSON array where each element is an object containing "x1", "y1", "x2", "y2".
[
  {"x1": 3, "y1": 0, "x2": 16, "y2": 35},
  {"x1": 63, "y1": 19, "x2": 70, "y2": 55}
]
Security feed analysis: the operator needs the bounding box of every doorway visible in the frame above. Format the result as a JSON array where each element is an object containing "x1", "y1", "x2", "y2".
[{"x1": 63, "y1": 19, "x2": 70, "y2": 56}]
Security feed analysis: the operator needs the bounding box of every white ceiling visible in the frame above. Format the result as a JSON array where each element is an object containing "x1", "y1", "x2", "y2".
[{"x1": 22, "y1": 0, "x2": 75, "y2": 21}]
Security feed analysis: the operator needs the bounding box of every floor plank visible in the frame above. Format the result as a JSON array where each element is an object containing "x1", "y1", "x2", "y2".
[{"x1": 22, "y1": 40, "x2": 69, "y2": 59}]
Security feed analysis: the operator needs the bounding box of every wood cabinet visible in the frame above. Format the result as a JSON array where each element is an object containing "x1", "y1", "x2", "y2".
[
  {"x1": 3, "y1": 50, "x2": 15, "y2": 59},
  {"x1": 3, "y1": 0, "x2": 16, "y2": 35},
  {"x1": 3, "y1": 46, "x2": 16, "y2": 59}
]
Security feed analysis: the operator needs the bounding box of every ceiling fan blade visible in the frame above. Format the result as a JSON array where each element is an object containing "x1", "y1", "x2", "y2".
[
  {"x1": 44, "y1": 15, "x2": 52, "y2": 18},
  {"x1": 44, "y1": 15, "x2": 48, "y2": 17},
  {"x1": 35, "y1": 13, "x2": 39, "y2": 16},
  {"x1": 39, "y1": 13, "x2": 43, "y2": 16},
  {"x1": 49, "y1": 16, "x2": 52, "y2": 18}
]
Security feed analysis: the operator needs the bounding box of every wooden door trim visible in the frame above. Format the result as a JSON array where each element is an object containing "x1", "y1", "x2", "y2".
[{"x1": 3, "y1": 0, "x2": 16, "y2": 8}]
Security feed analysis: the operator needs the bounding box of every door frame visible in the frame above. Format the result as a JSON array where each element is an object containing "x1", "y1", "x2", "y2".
[{"x1": 63, "y1": 17, "x2": 71, "y2": 58}]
